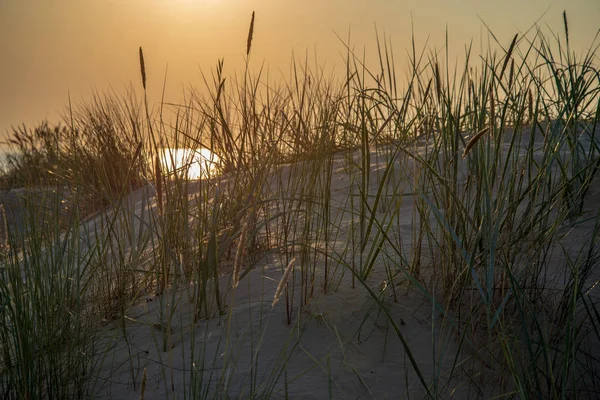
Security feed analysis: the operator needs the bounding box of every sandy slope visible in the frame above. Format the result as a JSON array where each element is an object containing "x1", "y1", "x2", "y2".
[
  {"x1": 88, "y1": 145, "x2": 493, "y2": 399},
  {"x1": 7, "y1": 124, "x2": 596, "y2": 399}
]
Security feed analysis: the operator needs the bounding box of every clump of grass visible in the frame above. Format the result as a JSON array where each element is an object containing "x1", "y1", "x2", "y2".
[{"x1": 0, "y1": 197, "x2": 101, "y2": 398}]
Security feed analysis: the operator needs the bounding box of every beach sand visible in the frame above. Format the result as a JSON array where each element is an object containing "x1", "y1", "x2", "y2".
[{"x1": 3, "y1": 125, "x2": 599, "y2": 399}]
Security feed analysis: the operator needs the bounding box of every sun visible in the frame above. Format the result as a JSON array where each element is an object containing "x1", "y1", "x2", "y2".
[{"x1": 159, "y1": 147, "x2": 220, "y2": 180}]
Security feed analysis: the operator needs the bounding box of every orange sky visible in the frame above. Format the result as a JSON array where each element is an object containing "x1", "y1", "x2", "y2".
[{"x1": 1, "y1": 0, "x2": 599, "y2": 140}]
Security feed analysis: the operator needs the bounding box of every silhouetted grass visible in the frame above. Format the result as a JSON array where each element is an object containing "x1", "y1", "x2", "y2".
[{"x1": 0, "y1": 11, "x2": 599, "y2": 399}]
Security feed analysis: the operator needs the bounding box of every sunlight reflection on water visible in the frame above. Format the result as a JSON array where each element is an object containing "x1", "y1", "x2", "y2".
[{"x1": 159, "y1": 148, "x2": 220, "y2": 180}]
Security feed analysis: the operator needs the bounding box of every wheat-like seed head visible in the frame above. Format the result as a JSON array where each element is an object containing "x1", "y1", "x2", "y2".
[
  {"x1": 139, "y1": 46, "x2": 147, "y2": 90},
  {"x1": 246, "y1": 11, "x2": 255, "y2": 56},
  {"x1": 272, "y1": 258, "x2": 296, "y2": 307},
  {"x1": 499, "y1": 34, "x2": 518, "y2": 81},
  {"x1": 528, "y1": 89, "x2": 534, "y2": 123},
  {"x1": 563, "y1": 11, "x2": 569, "y2": 46},
  {"x1": 508, "y1": 59, "x2": 514, "y2": 90},
  {"x1": 434, "y1": 63, "x2": 442, "y2": 102},
  {"x1": 462, "y1": 127, "x2": 491, "y2": 159}
]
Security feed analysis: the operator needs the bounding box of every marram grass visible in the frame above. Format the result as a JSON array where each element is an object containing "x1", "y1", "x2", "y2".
[{"x1": 0, "y1": 11, "x2": 599, "y2": 399}]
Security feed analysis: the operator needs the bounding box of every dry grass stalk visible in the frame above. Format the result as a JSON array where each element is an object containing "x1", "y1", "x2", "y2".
[
  {"x1": 246, "y1": 11, "x2": 255, "y2": 56},
  {"x1": 139, "y1": 46, "x2": 147, "y2": 90},
  {"x1": 232, "y1": 219, "x2": 250, "y2": 288},
  {"x1": 154, "y1": 153, "x2": 163, "y2": 216},
  {"x1": 139, "y1": 368, "x2": 147, "y2": 400},
  {"x1": 462, "y1": 127, "x2": 492, "y2": 159},
  {"x1": 272, "y1": 258, "x2": 296, "y2": 307}
]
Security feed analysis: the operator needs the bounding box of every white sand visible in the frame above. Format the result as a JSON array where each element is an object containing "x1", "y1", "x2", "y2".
[{"x1": 80, "y1": 125, "x2": 600, "y2": 398}]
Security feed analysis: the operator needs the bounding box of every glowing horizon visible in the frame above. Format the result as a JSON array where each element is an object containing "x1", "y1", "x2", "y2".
[{"x1": 1, "y1": 0, "x2": 598, "y2": 140}]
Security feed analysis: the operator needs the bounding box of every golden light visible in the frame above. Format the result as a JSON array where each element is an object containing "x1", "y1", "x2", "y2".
[{"x1": 159, "y1": 147, "x2": 220, "y2": 180}]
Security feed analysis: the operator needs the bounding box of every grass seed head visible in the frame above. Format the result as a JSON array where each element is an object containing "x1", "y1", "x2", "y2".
[
  {"x1": 508, "y1": 59, "x2": 514, "y2": 90},
  {"x1": 528, "y1": 89, "x2": 534, "y2": 123},
  {"x1": 247, "y1": 11, "x2": 255, "y2": 56},
  {"x1": 233, "y1": 220, "x2": 250, "y2": 288},
  {"x1": 563, "y1": 11, "x2": 569, "y2": 46},
  {"x1": 139, "y1": 46, "x2": 147, "y2": 90},
  {"x1": 435, "y1": 63, "x2": 442, "y2": 102},
  {"x1": 462, "y1": 127, "x2": 492, "y2": 159},
  {"x1": 272, "y1": 258, "x2": 296, "y2": 307},
  {"x1": 499, "y1": 34, "x2": 518, "y2": 81}
]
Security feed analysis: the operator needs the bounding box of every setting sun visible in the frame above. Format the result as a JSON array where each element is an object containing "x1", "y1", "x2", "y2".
[{"x1": 159, "y1": 147, "x2": 220, "y2": 180}]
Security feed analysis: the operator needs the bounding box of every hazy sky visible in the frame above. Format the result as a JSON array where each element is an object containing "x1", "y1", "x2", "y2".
[{"x1": 1, "y1": 0, "x2": 598, "y2": 140}]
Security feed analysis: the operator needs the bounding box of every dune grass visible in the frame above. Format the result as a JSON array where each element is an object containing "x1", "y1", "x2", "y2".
[{"x1": 1, "y1": 11, "x2": 599, "y2": 399}]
